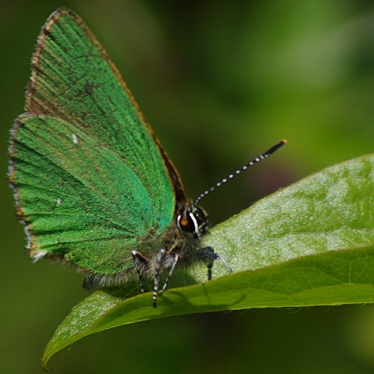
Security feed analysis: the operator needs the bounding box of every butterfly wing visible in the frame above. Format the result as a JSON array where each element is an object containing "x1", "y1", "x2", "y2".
[{"x1": 9, "y1": 8, "x2": 184, "y2": 276}]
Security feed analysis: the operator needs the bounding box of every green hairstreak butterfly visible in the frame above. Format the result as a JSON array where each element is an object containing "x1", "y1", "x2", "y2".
[{"x1": 8, "y1": 8, "x2": 286, "y2": 307}]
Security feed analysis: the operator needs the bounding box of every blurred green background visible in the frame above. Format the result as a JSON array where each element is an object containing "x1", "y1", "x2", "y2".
[{"x1": 2, "y1": 0, "x2": 374, "y2": 373}]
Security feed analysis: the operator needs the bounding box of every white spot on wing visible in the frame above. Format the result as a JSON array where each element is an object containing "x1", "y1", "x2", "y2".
[
  {"x1": 32, "y1": 251, "x2": 47, "y2": 263},
  {"x1": 72, "y1": 133, "x2": 78, "y2": 144}
]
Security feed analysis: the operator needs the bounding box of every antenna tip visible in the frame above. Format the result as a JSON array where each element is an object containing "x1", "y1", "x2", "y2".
[{"x1": 282, "y1": 139, "x2": 288, "y2": 144}]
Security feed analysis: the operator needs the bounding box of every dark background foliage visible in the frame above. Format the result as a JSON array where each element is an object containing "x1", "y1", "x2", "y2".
[{"x1": 1, "y1": 0, "x2": 374, "y2": 372}]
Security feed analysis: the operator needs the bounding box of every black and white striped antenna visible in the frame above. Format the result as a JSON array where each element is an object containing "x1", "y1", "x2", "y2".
[{"x1": 194, "y1": 139, "x2": 287, "y2": 205}]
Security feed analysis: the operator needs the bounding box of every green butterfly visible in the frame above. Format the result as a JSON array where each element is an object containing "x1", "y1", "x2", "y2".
[{"x1": 8, "y1": 8, "x2": 285, "y2": 307}]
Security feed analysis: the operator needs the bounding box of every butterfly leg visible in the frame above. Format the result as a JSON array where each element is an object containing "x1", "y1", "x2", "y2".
[
  {"x1": 132, "y1": 250, "x2": 149, "y2": 293},
  {"x1": 196, "y1": 246, "x2": 232, "y2": 280},
  {"x1": 153, "y1": 249, "x2": 179, "y2": 307},
  {"x1": 160, "y1": 253, "x2": 179, "y2": 294},
  {"x1": 153, "y1": 249, "x2": 166, "y2": 307}
]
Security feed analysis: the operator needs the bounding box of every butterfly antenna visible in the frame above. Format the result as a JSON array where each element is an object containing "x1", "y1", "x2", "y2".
[{"x1": 194, "y1": 139, "x2": 287, "y2": 205}]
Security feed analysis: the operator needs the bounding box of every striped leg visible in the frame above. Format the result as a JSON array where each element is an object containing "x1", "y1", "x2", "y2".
[
  {"x1": 153, "y1": 249, "x2": 179, "y2": 307},
  {"x1": 132, "y1": 250, "x2": 148, "y2": 293},
  {"x1": 153, "y1": 249, "x2": 166, "y2": 307},
  {"x1": 160, "y1": 253, "x2": 179, "y2": 294}
]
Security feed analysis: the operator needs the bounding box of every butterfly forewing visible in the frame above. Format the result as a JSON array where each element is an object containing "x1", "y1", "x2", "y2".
[{"x1": 9, "y1": 9, "x2": 181, "y2": 276}]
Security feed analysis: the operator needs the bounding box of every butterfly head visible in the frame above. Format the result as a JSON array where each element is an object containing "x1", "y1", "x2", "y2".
[{"x1": 176, "y1": 201, "x2": 209, "y2": 239}]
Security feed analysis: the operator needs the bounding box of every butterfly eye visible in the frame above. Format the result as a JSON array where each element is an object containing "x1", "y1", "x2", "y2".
[
  {"x1": 179, "y1": 217, "x2": 190, "y2": 227},
  {"x1": 177, "y1": 204, "x2": 209, "y2": 238}
]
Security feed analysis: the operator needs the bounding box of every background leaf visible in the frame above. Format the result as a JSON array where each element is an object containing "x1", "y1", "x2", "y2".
[{"x1": 42, "y1": 154, "x2": 374, "y2": 368}]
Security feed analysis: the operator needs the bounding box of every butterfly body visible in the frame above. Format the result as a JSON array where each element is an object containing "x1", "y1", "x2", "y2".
[{"x1": 9, "y1": 9, "x2": 221, "y2": 306}]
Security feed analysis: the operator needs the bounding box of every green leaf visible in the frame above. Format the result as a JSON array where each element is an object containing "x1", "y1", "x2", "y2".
[{"x1": 42, "y1": 154, "x2": 374, "y2": 369}]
